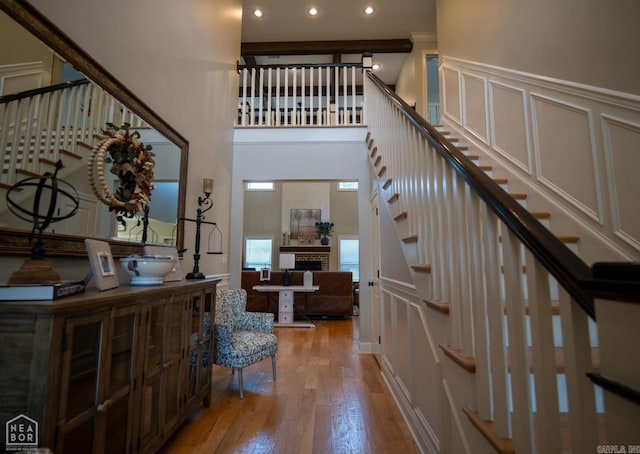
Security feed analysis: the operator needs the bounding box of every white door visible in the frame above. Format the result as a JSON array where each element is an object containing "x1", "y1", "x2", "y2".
[{"x1": 369, "y1": 189, "x2": 382, "y2": 356}]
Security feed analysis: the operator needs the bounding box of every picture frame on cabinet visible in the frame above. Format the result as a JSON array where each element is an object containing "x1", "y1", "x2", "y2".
[{"x1": 85, "y1": 239, "x2": 120, "y2": 291}]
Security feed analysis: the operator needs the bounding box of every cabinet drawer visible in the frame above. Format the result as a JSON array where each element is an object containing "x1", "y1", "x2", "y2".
[
  {"x1": 278, "y1": 300, "x2": 293, "y2": 313},
  {"x1": 279, "y1": 290, "x2": 293, "y2": 302},
  {"x1": 278, "y1": 312, "x2": 293, "y2": 324}
]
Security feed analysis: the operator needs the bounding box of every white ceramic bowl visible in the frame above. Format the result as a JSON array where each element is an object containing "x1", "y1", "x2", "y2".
[{"x1": 120, "y1": 255, "x2": 175, "y2": 286}]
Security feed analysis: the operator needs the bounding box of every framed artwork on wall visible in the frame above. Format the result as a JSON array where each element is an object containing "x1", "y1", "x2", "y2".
[
  {"x1": 290, "y1": 208, "x2": 321, "y2": 242},
  {"x1": 85, "y1": 239, "x2": 120, "y2": 291}
]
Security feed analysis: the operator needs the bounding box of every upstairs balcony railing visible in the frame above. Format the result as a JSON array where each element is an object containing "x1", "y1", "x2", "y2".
[{"x1": 236, "y1": 63, "x2": 365, "y2": 127}]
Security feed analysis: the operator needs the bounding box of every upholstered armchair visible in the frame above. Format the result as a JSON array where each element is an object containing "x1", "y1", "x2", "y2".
[{"x1": 214, "y1": 288, "x2": 278, "y2": 398}]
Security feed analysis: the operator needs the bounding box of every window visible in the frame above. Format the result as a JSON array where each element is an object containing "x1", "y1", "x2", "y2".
[
  {"x1": 339, "y1": 237, "x2": 359, "y2": 281},
  {"x1": 245, "y1": 237, "x2": 273, "y2": 269},
  {"x1": 337, "y1": 181, "x2": 358, "y2": 191},
  {"x1": 246, "y1": 181, "x2": 274, "y2": 191}
]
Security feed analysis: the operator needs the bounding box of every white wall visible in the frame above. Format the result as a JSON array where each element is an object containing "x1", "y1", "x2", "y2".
[
  {"x1": 395, "y1": 33, "x2": 438, "y2": 119},
  {"x1": 435, "y1": 0, "x2": 640, "y2": 96},
  {"x1": 30, "y1": 0, "x2": 242, "y2": 276},
  {"x1": 231, "y1": 127, "x2": 373, "y2": 344}
]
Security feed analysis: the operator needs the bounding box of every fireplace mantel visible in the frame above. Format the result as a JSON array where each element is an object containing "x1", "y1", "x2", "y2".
[{"x1": 280, "y1": 245, "x2": 330, "y2": 253}]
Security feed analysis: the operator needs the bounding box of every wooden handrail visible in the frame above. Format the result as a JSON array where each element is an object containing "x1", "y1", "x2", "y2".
[
  {"x1": 237, "y1": 62, "x2": 363, "y2": 71},
  {"x1": 0, "y1": 78, "x2": 89, "y2": 104},
  {"x1": 579, "y1": 262, "x2": 640, "y2": 304},
  {"x1": 365, "y1": 71, "x2": 596, "y2": 319},
  {"x1": 586, "y1": 373, "x2": 640, "y2": 406}
]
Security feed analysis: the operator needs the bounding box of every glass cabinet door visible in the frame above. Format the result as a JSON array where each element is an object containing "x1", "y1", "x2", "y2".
[
  {"x1": 162, "y1": 294, "x2": 185, "y2": 434},
  {"x1": 186, "y1": 289, "x2": 214, "y2": 406},
  {"x1": 139, "y1": 295, "x2": 185, "y2": 448},
  {"x1": 139, "y1": 299, "x2": 167, "y2": 447},
  {"x1": 198, "y1": 289, "x2": 214, "y2": 403},
  {"x1": 57, "y1": 313, "x2": 104, "y2": 454},
  {"x1": 102, "y1": 305, "x2": 138, "y2": 454},
  {"x1": 186, "y1": 292, "x2": 200, "y2": 401},
  {"x1": 56, "y1": 305, "x2": 138, "y2": 454}
]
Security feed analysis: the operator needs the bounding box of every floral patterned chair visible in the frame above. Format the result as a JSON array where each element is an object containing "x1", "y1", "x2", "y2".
[{"x1": 214, "y1": 288, "x2": 277, "y2": 398}]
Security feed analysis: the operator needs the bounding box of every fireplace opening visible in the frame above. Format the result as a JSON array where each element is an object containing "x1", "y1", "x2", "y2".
[{"x1": 295, "y1": 260, "x2": 322, "y2": 271}]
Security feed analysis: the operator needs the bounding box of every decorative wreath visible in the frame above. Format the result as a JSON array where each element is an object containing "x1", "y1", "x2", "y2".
[{"x1": 87, "y1": 123, "x2": 155, "y2": 218}]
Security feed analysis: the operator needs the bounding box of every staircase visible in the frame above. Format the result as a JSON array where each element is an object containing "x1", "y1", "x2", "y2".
[
  {"x1": 0, "y1": 79, "x2": 146, "y2": 189},
  {"x1": 364, "y1": 72, "x2": 640, "y2": 453}
]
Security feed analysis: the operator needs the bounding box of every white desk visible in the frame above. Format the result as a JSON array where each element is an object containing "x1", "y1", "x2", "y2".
[{"x1": 252, "y1": 285, "x2": 319, "y2": 327}]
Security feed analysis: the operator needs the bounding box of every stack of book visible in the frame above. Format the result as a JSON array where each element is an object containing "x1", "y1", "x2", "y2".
[{"x1": 0, "y1": 280, "x2": 87, "y2": 301}]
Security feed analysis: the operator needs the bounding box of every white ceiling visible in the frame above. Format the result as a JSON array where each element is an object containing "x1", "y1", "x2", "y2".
[{"x1": 240, "y1": 0, "x2": 436, "y2": 85}]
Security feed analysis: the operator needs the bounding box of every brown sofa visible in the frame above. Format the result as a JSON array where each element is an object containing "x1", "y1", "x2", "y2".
[{"x1": 241, "y1": 271, "x2": 354, "y2": 317}]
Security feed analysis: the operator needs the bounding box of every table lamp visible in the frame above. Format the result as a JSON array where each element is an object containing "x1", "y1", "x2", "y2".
[{"x1": 279, "y1": 253, "x2": 295, "y2": 286}]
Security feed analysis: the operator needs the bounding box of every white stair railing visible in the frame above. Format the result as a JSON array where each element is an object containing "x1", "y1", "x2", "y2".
[
  {"x1": 236, "y1": 63, "x2": 363, "y2": 127},
  {"x1": 364, "y1": 71, "x2": 608, "y2": 452},
  {"x1": 0, "y1": 79, "x2": 146, "y2": 187}
]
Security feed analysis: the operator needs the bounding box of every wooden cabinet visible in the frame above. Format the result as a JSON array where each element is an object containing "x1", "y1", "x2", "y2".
[
  {"x1": 138, "y1": 295, "x2": 185, "y2": 453},
  {"x1": 0, "y1": 278, "x2": 219, "y2": 454},
  {"x1": 56, "y1": 305, "x2": 139, "y2": 454},
  {"x1": 185, "y1": 287, "x2": 215, "y2": 408}
]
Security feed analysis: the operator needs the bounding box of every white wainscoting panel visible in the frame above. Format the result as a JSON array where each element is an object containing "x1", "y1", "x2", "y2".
[
  {"x1": 461, "y1": 72, "x2": 488, "y2": 142},
  {"x1": 0, "y1": 62, "x2": 50, "y2": 95},
  {"x1": 531, "y1": 93, "x2": 602, "y2": 223},
  {"x1": 602, "y1": 115, "x2": 640, "y2": 249},
  {"x1": 411, "y1": 304, "x2": 443, "y2": 449},
  {"x1": 489, "y1": 81, "x2": 532, "y2": 173},
  {"x1": 439, "y1": 56, "x2": 640, "y2": 259},
  {"x1": 378, "y1": 282, "x2": 444, "y2": 453},
  {"x1": 442, "y1": 66, "x2": 461, "y2": 123},
  {"x1": 394, "y1": 295, "x2": 413, "y2": 401}
]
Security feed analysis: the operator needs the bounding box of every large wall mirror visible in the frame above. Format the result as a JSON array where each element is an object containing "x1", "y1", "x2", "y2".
[{"x1": 0, "y1": 0, "x2": 188, "y2": 257}]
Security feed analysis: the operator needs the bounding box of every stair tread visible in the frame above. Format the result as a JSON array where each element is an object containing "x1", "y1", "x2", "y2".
[
  {"x1": 462, "y1": 407, "x2": 515, "y2": 454},
  {"x1": 394, "y1": 212, "x2": 408, "y2": 222},
  {"x1": 442, "y1": 342, "x2": 600, "y2": 375},
  {"x1": 402, "y1": 235, "x2": 418, "y2": 243},
  {"x1": 440, "y1": 344, "x2": 476, "y2": 373},
  {"x1": 60, "y1": 149, "x2": 83, "y2": 160},
  {"x1": 411, "y1": 264, "x2": 431, "y2": 273},
  {"x1": 465, "y1": 405, "x2": 607, "y2": 454},
  {"x1": 423, "y1": 298, "x2": 449, "y2": 314},
  {"x1": 387, "y1": 193, "x2": 400, "y2": 204}
]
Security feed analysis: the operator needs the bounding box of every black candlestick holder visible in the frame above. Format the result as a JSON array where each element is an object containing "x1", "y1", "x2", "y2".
[{"x1": 186, "y1": 187, "x2": 213, "y2": 279}]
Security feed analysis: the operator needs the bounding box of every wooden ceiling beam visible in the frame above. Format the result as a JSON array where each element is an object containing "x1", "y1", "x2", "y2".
[
  {"x1": 243, "y1": 55, "x2": 257, "y2": 66},
  {"x1": 241, "y1": 39, "x2": 413, "y2": 56}
]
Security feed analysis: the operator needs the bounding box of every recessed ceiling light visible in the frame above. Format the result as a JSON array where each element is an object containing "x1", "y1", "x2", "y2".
[
  {"x1": 253, "y1": 8, "x2": 263, "y2": 17},
  {"x1": 308, "y1": 7, "x2": 318, "y2": 16},
  {"x1": 364, "y1": 6, "x2": 374, "y2": 15},
  {"x1": 372, "y1": 63, "x2": 381, "y2": 70}
]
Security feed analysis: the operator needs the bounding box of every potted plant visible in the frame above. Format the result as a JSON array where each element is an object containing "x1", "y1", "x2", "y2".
[{"x1": 315, "y1": 221, "x2": 334, "y2": 245}]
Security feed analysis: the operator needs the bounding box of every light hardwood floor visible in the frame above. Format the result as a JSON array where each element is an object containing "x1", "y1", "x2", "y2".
[{"x1": 159, "y1": 317, "x2": 419, "y2": 453}]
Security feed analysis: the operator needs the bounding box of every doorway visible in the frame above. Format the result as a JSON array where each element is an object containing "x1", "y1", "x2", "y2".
[{"x1": 426, "y1": 55, "x2": 440, "y2": 124}]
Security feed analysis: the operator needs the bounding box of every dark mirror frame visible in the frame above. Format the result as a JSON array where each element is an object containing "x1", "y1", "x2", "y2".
[{"x1": 0, "y1": 0, "x2": 188, "y2": 257}]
